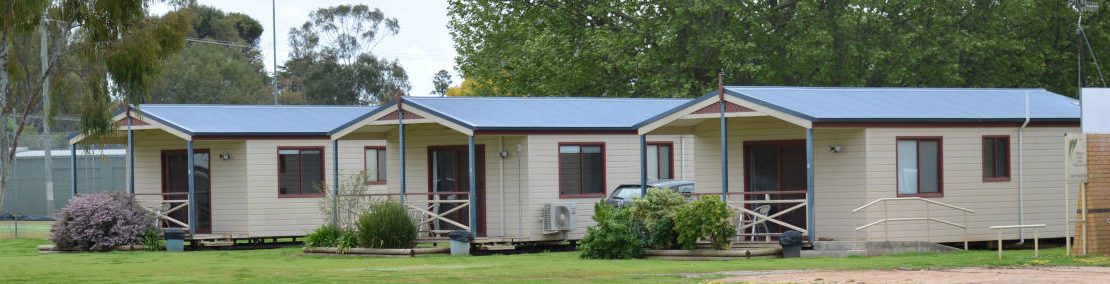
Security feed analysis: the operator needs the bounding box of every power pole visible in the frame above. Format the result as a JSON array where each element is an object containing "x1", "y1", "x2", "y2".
[
  {"x1": 272, "y1": 0, "x2": 279, "y2": 105},
  {"x1": 40, "y1": 20, "x2": 54, "y2": 214}
]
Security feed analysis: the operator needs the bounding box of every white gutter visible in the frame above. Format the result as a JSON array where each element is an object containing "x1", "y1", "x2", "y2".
[{"x1": 1018, "y1": 91, "x2": 1031, "y2": 242}]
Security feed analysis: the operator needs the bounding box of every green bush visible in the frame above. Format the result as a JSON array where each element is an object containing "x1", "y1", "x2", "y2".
[
  {"x1": 357, "y1": 201, "x2": 417, "y2": 248},
  {"x1": 304, "y1": 223, "x2": 344, "y2": 248},
  {"x1": 142, "y1": 228, "x2": 162, "y2": 251},
  {"x1": 629, "y1": 188, "x2": 685, "y2": 249},
  {"x1": 579, "y1": 202, "x2": 644, "y2": 259},
  {"x1": 674, "y1": 195, "x2": 735, "y2": 250}
]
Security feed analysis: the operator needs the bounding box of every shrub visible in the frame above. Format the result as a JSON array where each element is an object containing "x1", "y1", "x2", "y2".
[
  {"x1": 142, "y1": 228, "x2": 162, "y2": 251},
  {"x1": 579, "y1": 202, "x2": 644, "y2": 259},
  {"x1": 357, "y1": 201, "x2": 416, "y2": 248},
  {"x1": 50, "y1": 192, "x2": 157, "y2": 251},
  {"x1": 304, "y1": 223, "x2": 344, "y2": 248},
  {"x1": 674, "y1": 195, "x2": 735, "y2": 250},
  {"x1": 629, "y1": 188, "x2": 685, "y2": 249}
]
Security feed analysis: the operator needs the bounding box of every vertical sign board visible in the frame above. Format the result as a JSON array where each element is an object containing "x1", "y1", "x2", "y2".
[{"x1": 1067, "y1": 133, "x2": 1088, "y2": 183}]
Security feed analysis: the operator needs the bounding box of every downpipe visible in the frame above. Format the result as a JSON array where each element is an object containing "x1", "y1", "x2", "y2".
[{"x1": 1018, "y1": 92, "x2": 1030, "y2": 243}]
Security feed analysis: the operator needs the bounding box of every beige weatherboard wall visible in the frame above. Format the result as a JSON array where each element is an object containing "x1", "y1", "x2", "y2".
[
  {"x1": 641, "y1": 87, "x2": 1082, "y2": 244},
  {"x1": 69, "y1": 105, "x2": 386, "y2": 238},
  {"x1": 332, "y1": 96, "x2": 694, "y2": 242}
]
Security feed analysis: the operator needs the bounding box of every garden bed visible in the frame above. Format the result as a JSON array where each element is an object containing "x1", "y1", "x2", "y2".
[
  {"x1": 302, "y1": 246, "x2": 450, "y2": 257},
  {"x1": 37, "y1": 244, "x2": 149, "y2": 253},
  {"x1": 644, "y1": 247, "x2": 782, "y2": 260}
]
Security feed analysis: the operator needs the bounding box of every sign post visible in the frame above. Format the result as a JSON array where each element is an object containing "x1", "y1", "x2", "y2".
[{"x1": 1065, "y1": 133, "x2": 1088, "y2": 256}]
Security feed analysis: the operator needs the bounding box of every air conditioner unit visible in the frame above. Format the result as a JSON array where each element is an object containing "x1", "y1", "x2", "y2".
[{"x1": 543, "y1": 203, "x2": 576, "y2": 233}]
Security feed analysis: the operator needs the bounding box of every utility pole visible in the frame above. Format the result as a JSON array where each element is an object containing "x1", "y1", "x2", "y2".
[
  {"x1": 272, "y1": 0, "x2": 279, "y2": 105},
  {"x1": 40, "y1": 20, "x2": 54, "y2": 214}
]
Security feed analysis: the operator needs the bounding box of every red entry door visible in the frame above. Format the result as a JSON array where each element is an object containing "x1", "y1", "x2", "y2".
[
  {"x1": 161, "y1": 150, "x2": 212, "y2": 234},
  {"x1": 743, "y1": 140, "x2": 807, "y2": 234},
  {"x1": 427, "y1": 146, "x2": 486, "y2": 237}
]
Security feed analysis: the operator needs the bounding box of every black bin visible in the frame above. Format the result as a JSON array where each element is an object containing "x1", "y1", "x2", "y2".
[{"x1": 779, "y1": 230, "x2": 803, "y2": 258}]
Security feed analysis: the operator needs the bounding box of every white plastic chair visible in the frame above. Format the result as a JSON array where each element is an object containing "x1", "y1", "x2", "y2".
[{"x1": 741, "y1": 205, "x2": 771, "y2": 242}]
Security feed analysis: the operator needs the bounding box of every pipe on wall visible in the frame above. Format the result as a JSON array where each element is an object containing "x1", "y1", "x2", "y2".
[
  {"x1": 516, "y1": 143, "x2": 523, "y2": 237},
  {"x1": 1018, "y1": 91, "x2": 1031, "y2": 241},
  {"x1": 499, "y1": 136, "x2": 506, "y2": 237}
]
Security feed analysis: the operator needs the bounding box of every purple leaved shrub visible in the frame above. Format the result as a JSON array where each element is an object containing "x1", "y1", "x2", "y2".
[{"x1": 50, "y1": 192, "x2": 157, "y2": 251}]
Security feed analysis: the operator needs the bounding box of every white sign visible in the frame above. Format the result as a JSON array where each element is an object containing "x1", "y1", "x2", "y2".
[
  {"x1": 1082, "y1": 88, "x2": 1110, "y2": 134},
  {"x1": 1066, "y1": 133, "x2": 1087, "y2": 182}
]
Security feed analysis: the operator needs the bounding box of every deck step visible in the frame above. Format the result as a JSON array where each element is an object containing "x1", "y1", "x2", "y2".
[{"x1": 197, "y1": 240, "x2": 235, "y2": 247}]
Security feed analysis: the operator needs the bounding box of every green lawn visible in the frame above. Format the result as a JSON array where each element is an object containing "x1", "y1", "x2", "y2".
[{"x1": 1, "y1": 238, "x2": 1108, "y2": 283}]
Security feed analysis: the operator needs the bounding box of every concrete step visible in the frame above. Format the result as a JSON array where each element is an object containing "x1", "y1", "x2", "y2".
[
  {"x1": 813, "y1": 241, "x2": 867, "y2": 251},
  {"x1": 802, "y1": 249, "x2": 868, "y2": 258}
]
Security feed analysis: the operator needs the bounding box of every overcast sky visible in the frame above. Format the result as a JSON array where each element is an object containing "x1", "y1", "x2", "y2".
[{"x1": 152, "y1": 0, "x2": 458, "y2": 97}]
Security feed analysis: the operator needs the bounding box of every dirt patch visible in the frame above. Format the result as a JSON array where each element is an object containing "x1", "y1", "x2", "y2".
[{"x1": 713, "y1": 266, "x2": 1110, "y2": 284}]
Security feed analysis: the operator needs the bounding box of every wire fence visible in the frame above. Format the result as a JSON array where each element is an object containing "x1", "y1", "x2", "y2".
[{"x1": 0, "y1": 220, "x2": 52, "y2": 240}]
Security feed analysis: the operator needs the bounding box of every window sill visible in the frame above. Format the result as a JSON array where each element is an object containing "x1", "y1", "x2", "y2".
[
  {"x1": 983, "y1": 177, "x2": 1011, "y2": 182},
  {"x1": 364, "y1": 181, "x2": 387, "y2": 185},
  {"x1": 559, "y1": 194, "x2": 605, "y2": 199},
  {"x1": 896, "y1": 193, "x2": 943, "y2": 198},
  {"x1": 278, "y1": 193, "x2": 325, "y2": 198}
]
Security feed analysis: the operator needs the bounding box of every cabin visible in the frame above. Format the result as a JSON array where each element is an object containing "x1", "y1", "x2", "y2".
[
  {"x1": 638, "y1": 87, "x2": 1081, "y2": 244},
  {"x1": 67, "y1": 105, "x2": 383, "y2": 241},
  {"x1": 331, "y1": 97, "x2": 696, "y2": 241}
]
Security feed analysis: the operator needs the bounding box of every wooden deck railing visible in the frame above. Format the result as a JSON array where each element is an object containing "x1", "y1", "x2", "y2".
[
  {"x1": 692, "y1": 191, "x2": 809, "y2": 241},
  {"x1": 338, "y1": 192, "x2": 471, "y2": 238},
  {"x1": 132, "y1": 192, "x2": 190, "y2": 230}
]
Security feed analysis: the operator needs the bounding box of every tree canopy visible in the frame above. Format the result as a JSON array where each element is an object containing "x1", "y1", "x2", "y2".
[
  {"x1": 281, "y1": 4, "x2": 409, "y2": 105},
  {"x1": 147, "y1": 4, "x2": 272, "y2": 104},
  {"x1": 449, "y1": 0, "x2": 1109, "y2": 98}
]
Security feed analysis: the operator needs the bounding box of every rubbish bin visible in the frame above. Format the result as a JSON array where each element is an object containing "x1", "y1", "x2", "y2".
[
  {"x1": 779, "y1": 230, "x2": 802, "y2": 258},
  {"x1": 448, "y1": 230, "x2": 473, "y2": 256},
  {"x1": 164, "y1": 227, "x2": 185, "y2": 252}
]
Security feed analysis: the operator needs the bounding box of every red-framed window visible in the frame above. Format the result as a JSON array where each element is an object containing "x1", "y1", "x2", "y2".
[
  {"x1": 646, "y1": 142, "x2": 674, "y2": 180},
  {"x1": 364, "y1": 146, "x2": 386, "y2": 184},
  {"x1": 558, "y1": 143, "x2": 606, "y2": 198},
  {"x1": 896, "y1": 137, "x2": 943, "y2": 197},
  {"x1": 982, "y1": 136, "x2": 1011, "y2": 182},
  {"x1": 278, "y1": 147, "x2": 325, "y2": 197}
]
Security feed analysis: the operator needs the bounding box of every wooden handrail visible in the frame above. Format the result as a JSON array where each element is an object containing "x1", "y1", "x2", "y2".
[
  {"x1": 851, "y1": 197, "x2": 975, "y2": 214},
  {"x1": 855, "y1": 217, "x2": 966, "y2": 231}
]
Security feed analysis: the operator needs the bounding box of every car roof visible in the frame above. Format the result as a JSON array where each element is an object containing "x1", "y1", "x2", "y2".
[{"x1": 616, "y1": 180, "x2": 694, "y2": 188}]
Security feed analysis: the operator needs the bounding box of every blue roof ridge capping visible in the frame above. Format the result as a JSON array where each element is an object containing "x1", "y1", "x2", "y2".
[
  {"x1": 133, "y1": 104, "x2": 378, "y2": 136},
  {"x1": 643, "y1": 86, "x2": 1078, "y2": 124},
  {"x1": 398, "y1": 96, "x2": 691, "y2": 131}
]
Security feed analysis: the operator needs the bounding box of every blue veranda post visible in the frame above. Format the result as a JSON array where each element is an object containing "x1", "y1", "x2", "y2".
[{"x1": 718, "y1": 72, "x2": 728, "y2": 202}]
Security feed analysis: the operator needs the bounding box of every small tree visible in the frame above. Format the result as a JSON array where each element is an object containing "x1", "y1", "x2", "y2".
[
  {"x1": 431, "y1": 69, "x2": 452, "y2": 96},
  {"x1": 319, "y1": 172, "x2": 374, "y2": 228}
]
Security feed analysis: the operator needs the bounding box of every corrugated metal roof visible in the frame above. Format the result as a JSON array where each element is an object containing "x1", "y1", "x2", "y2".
[
  {"x1": 401, "y1": 97, "x2": 691, "y2": 131},
  {"x1": 724, "y1": 87, "x2": 1080, "y2": 122},
  {"x1": 135, "y1": 104, "x2": 375, "y2": 136}
]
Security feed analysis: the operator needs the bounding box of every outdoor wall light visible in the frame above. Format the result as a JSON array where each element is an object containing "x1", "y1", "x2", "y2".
[
  {"x1": 828, "y1": 144, "x2": 843, "y2": 153},
  {"x1": 219, "y1": 153, "x2": 232, "y2": 160}
]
